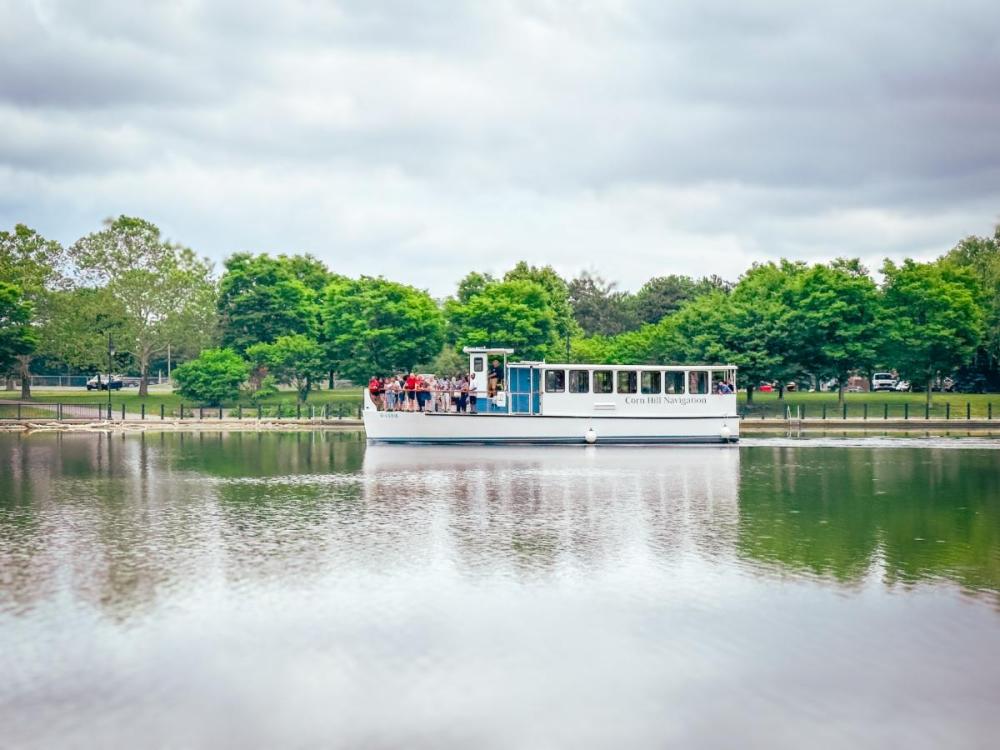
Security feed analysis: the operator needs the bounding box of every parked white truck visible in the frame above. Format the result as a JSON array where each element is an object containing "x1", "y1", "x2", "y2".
[{"x1": 871, "y1": 372, "x2": 899, "y2": 391}]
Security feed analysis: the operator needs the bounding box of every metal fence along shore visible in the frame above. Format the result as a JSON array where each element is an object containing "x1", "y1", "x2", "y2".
[
  {"x1": 0, "y1": 401, "x2": 364, "y2": 422},
  {"x1": 738, "y1": 400, "x2": 997, "y2": 421},
  {"x1": 0, "y1": 399, "x2": 997, "y2": 424}
]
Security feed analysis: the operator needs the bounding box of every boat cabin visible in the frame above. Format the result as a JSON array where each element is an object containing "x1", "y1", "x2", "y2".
[{"x1": 463, "y1": 347, "x2": 737, "y2": 418}]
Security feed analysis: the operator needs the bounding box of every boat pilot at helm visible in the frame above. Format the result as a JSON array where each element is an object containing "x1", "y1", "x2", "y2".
[{"x1": 488, "y1": 359, "x2": 504, "y2": 397}]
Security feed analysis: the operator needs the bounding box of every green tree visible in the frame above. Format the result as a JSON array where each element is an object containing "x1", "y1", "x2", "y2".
[
  {"x1": 0, "y1": 224, "x2": 68, "y2": 397},
  {"x1": 568, "y1": 326, "x2": 657, "y2": 364},
  {"x1": 604, "y1": 325, "x2": 657, "y2": 363},
  {"x1": 503, "y1": 262, "x2": 577, "y2": 354},
  {"x1": 880, "y1": 258, "x2": 984, "y2": 404},
  {"x1": 791, "y1": 259, "x2": 880, "y2": 403},
  {"x1": 217, "y1": 253, "x2": 321, "y2": 353},
  {"x1": 172, "y1": 348, "x2": 250, "y2": 405},
  {"x1": 634, "y1": 275, "x2": 694, "y2": 325},
  {"x1": 455, "y1": 271, "x2": 496, "y2": 304},
  {"x1": 0, "y1": 283, "x2": 37, "y2": 378},
  {"x1": 71, "y1": 217, "x2": 217, "y2": 396},
  {"x1": 730, "y1": 261, "x2": 806, "y2": 399},
  {"x1": 942, "y1": 226, "x2": 1000, "y2": 386},
  {"x1": 446, "y1": 279, "x2": 556, "y2": 361},
  {"x1": 568, "y1": 334, "x2": 614, "y2": 363},
  {"x1": 568, "y1": 272, "x2": 636, "y2": 336},
  {"x1": 323, "y1": 277, "x2": 445, "y2": 381},
  {"x1": 282, "y1": 253, "x2": 332, "y2": 295},
  {"x1": 40, "y1": 287, "x2": 128, "y2": 374},
  {"x1": 246, "y1": 334, "x2": 326, "y2": 402}
]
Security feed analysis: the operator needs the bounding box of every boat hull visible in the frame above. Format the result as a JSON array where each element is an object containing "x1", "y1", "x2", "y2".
[{"x1": 363, "y1": 410, "x2": 739, "y2": 445}]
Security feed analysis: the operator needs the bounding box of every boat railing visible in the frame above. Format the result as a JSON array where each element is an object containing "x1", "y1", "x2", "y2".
[{"x1": 366, "y1": 385, "x2": 543, "y2": 415}]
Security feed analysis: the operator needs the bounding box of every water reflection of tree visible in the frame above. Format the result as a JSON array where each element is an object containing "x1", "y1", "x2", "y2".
[
  {"x1": 0, "y1": 432, "x2": 139, "y2": 613},
  {"x1": 171, "y1": 430, "x2": 365, "y2": 478},
  {"x1": 0, "y1": 431, "x2": 367, "y2": 621},
  {"x1": 737, "y1": 447, "x2": 1000, "y2": 596},
  {"x1": 167, "y1": 431, "x2": 367, "y2": 594}
]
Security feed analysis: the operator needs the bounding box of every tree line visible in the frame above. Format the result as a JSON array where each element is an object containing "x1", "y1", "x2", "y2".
[{"x1": 2, "y1": 216, "x2": 998, "y2": 404}]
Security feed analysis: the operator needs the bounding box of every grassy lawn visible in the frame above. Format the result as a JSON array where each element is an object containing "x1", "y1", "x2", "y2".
[
  {"x1": 739, "y1": 391, "x2": 1000, "y2": 419},
  {"x1": 18, "y1": 387, "x2": 364, "y2": 417}
]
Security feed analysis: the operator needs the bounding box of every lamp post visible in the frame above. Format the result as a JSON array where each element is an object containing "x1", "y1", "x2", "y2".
[{"x1": 107, "y1": 332, "x2": 115, "y2": 418}]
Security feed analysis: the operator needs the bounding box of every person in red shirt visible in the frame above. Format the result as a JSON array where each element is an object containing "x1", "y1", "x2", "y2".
[
  {"x1": 404, "y1": 372, "x2": 418, "y2": 412},
  {"x1": 368, "y1": 376, "x2": 381, "y2": 410}
]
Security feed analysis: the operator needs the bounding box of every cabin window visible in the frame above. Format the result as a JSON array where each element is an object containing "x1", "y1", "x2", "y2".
[
  {"x1": 568, "y1": 370, "x2": 590, "y2": 393},
  {"x1": 593, "y1": 370, "x2": 613, "y2": 394},
  {"x1": 664, "y1": 372, "x2": 686, "y2": 394},
  {"x1": 616, "y1": 370, "x2": 637, "y2": 394},
  {"x1": 544, "y1": 369, "x2": 566, "y2": 393},
  {"x1": 641, "y1": 371, "x2": 661, "y2": 394},
  {"x1": 689, "y1": 370, "x2": 708, "y2": 394},
  {"x1": 473, "y1": 357, "x2": 484, "y2": 373},
  {"x1": 711, "y1": 370, "x2": 732, "y2": 394}
]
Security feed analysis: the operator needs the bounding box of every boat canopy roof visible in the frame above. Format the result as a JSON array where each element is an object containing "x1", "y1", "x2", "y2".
[
  {"x1": 463, "y1": 347, "x2": 735, "y2": 370},
  {"x1": 462, "y1": 347, "x2": 515, "y2": 355},
  {"x1": 540, "y1": 363, "x2": 737, "y2": 370}
]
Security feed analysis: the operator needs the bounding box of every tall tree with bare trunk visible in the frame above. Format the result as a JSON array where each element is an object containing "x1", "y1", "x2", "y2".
[{"x1": 71, "y1": 217, "x2": 216, "y2": 397}]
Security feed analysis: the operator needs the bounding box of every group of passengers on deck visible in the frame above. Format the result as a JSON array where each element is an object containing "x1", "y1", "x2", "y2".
[{"x1": 368, "y1": 360, "x2": 504, "y2": 413}]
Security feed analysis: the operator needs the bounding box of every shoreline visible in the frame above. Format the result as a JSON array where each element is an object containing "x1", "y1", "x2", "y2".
[
  {"x1": 1, "y1": 417, "x2": 998, "y2": 436},
  {"x1": 0, "y1": 419, "x2": 365, "y2": 433}
]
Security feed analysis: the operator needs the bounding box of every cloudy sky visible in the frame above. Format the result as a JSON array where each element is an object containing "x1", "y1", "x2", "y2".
[{"x1": 2, "y1": 0, "x2": 999, "y2": 295}]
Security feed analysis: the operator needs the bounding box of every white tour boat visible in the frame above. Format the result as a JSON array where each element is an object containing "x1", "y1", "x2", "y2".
[{"x1": 363, "y1": 347, "x2": 740, "y2": 445}]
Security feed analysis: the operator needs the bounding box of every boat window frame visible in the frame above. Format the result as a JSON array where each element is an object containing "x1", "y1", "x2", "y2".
[
  {"x1": 664, "y1": 371, "x2": 686, "y2": 394},
  {"x1": 544, "y1": 369, "x2": 566, "y2": 393},
  {"x1": 593, "y1": 369, "x2": 613, "y2": 394},
  {"x1": 688, "y1": 370, "x2": 709, "y2": 395},
  {"x1": 640, "y1": 371, "x2": 661, "y2": 394},
  {"x1": 616, "y1": 370, "x2": 638, "y2": 394},
  {"x1": 568, "y1": 369, "x2": 590, "y2": 394}
]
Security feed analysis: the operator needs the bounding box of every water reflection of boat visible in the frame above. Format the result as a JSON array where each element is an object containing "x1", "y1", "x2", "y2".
[
  {"x1": 363, "y1": 443, "x2": 741, "y2": 476},
  {"x1": 363, "y1": 445, "x2": 742, "y2": 568}
]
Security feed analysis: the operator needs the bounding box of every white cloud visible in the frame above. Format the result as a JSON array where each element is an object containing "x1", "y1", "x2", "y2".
[{"x1": 1, "y1": 0, "x2": 999, "y2": 295}]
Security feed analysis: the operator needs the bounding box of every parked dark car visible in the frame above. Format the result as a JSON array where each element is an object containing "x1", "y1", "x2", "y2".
[{"x1": 86, "y1": 375, "x2": 124, "y2": 391}]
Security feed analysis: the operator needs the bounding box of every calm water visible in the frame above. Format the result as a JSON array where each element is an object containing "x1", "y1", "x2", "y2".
[{"x1": 1, "y1": 432, "x2": 999, "y2": 749}]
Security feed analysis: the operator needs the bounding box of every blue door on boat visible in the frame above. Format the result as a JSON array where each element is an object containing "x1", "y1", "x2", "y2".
[{"x1": 508, "y1": 366, "x2": 541, "y2": 414}]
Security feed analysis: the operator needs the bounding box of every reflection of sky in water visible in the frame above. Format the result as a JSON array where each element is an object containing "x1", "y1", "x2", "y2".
[{"x1": 1, "y1": 433, "x2": 999, "y2": 749}]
